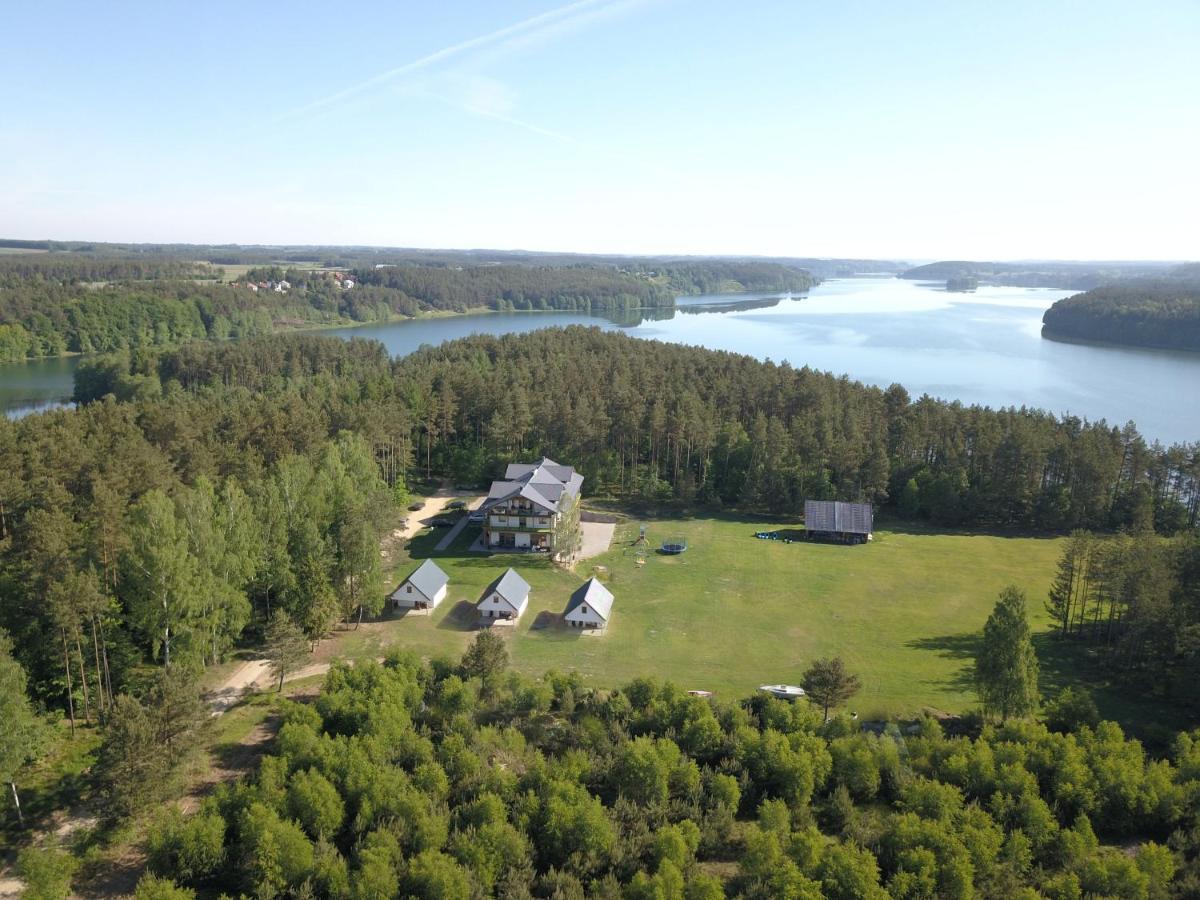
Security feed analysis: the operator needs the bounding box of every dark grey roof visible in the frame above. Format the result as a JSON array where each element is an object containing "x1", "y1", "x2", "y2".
[
  {"x1": 488, "y1": 568, "x2": 531, "y2": 606},
  {"x1": 403, "y1": 558, "x2": 449, "y2": 598},
  {"x1": 483, "y1": 458, "x2": 582, "y2": 513},
  {"x1": 805, "y1": 500, "x2": 873, "y2": 534},
  {"x1": 564, "y1": 577, "x2": 614, "y2": 621}
]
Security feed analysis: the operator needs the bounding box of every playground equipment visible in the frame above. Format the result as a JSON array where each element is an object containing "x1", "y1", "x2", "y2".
[
  {"x1": 623, "y1": 524, "x2": 650, "y2": 566},
  {"x1": 660, "y1": 536, "x2": 688, "y2": 554}
]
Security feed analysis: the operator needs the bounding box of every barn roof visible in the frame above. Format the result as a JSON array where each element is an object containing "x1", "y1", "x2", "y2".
[
  {"x1": 399, "y1": 558, "x2": 449, "y2": 599},
  {"x1": 804, "y1": 500, "x2": 873, "y2": 534},
  {"x1": 564, "y1": 577, "x2": 614, "y2": 621}
]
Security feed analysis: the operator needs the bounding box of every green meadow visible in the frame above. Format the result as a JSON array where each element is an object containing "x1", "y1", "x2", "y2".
[{"x1": 376, "y1": 514, "x2": 1066, "y2": 720}]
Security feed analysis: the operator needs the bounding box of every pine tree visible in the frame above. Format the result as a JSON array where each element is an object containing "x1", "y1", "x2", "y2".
[
  {"x1": 264, "y1": 610, "x2": 309, "y2": 692},
  {"x1": 1047, "y1": 530, "x2": 1092, "y2": 638},
  {"x1": 975, "y1": 586, "x2": 1040, "y2": 721},
  {"x1": 801, "y1": 657, "x2": 862, "y2": 722}
]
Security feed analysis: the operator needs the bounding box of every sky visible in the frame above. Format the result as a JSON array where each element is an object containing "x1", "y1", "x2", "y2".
[{"x1": 2, "y1": 0, "x2": 1198, "y2": 261}]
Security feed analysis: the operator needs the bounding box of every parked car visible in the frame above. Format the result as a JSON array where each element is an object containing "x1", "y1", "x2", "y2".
[
  {"x1": 468, "y1": 509, "x2": 486, "y2": 524},
  {"x1": 408, "y1": 501, "x2": 425, "y2": 511},
  {"x1": 446, "y1": 499, "x2": 466, "y2": 510},
  {"x1": 430, "y1": 516, "x2": 456, "y2": 527}
]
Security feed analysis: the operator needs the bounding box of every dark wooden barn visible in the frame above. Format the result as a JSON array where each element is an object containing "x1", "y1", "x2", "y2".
[{"x1": 804, "y1": 500, "x2": 873, "y2": 544}]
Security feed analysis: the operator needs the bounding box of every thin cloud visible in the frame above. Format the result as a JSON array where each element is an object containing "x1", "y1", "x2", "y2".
[{"x1": 275, "y1": 0, "x2": 630, "y2": 123}]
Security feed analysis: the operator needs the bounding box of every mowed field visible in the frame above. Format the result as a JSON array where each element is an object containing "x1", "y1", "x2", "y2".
[{"x1": 377, "y1": 514, "x2": 1064, "y2": 719}]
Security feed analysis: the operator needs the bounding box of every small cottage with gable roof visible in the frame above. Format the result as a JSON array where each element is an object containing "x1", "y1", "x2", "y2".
[
  {"x1": 391, "y1": 559, "x2": 449, "y2": 611},
  {"x1": 563, "y1": 577, "x2": 613, "y2": 632},
  {"x1": 478, "y1": 568, "x2": 531, "y2": 625}
]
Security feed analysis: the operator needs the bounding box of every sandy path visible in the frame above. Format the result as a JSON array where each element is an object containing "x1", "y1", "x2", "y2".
[
  {"x1": 396, "y1": 488, "x2": 482, "y2": 543},
  {"x1": 208, "y1": 659, "x2": 337, "y2": 713}
]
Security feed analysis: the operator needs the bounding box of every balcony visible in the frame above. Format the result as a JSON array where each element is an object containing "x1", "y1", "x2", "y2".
[{"x1": 487, "y1": 515, "x2": 554, "y2": 530}]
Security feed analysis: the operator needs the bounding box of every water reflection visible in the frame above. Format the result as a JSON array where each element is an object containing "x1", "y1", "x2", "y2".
[{"x1": 606, "y1": 292, "x2": 800, "y2": 326}]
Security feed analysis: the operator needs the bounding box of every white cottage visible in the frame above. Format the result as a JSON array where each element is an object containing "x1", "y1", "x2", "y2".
[
  {"x1": 563, "y1": 577, "x2": 613, "y2": 631},
  {"x1": 391, "y1": 559, "x2": 449, "y2": 611},
  {"x1": 478, "y1": 568, "x2": 531, "y2": 624}
]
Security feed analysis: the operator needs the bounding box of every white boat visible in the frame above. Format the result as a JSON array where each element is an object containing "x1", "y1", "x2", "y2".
[{"x1": 758, "y1": 684, "x2": 806, "y2": 700}]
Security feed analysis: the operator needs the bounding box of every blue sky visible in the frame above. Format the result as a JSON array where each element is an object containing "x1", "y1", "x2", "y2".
[{"x1": 2, "y1": 1, "x2": 1197, "y2": 260}]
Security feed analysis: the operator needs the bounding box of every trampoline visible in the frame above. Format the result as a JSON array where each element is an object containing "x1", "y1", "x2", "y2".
[{"x1": 660, "y1": 537, "x2": 688, "y2": 554}]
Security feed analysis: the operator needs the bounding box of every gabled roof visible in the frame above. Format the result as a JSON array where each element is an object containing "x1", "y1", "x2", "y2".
[
  {"x1": 400, "y1": 558, "x2": 449, "y2": 598},
  {"x1": 804, "y1": 500, "x2": 873, "y2": 535},
  {"x1": 564, "y1": 577, "x2": 614, "y2": 621},
  {"x1": 483, "y1": 458, "x2": 582, "y2": 513},
  {"x1": 487, "y1": 568, "x2": 531, "y2": 608}
]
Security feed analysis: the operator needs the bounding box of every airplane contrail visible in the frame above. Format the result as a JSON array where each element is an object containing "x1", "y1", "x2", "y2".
[{"x1": 276, "y1": 0, "x2": 621, "y2": 122}]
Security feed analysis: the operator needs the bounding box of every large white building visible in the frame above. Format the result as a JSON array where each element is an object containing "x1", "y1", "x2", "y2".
[{"x1": 481, "y1": 458, "x2": 583, "y2": 557}]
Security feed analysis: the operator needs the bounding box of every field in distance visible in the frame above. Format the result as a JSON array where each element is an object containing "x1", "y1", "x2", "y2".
[{"x1": 380, "y1": 514, "x2": 1064, "y2": 720}]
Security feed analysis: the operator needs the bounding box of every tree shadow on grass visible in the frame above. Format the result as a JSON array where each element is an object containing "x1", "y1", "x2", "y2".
[
  {"x1": 1031, "y1": 632, "x2": 1197, "y2": 750},
  {"x1": 904, "y1": 633, "x2": 980, "y2": 692},
  {"x1": 875, "y1": 515, "x2": 1066, "y2": 542},
  {"x1": 909, "y1": 630, "x2": 1195, "y2": 750}
]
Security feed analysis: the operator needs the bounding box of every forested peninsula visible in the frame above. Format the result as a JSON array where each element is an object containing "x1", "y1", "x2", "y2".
[
  {"x1": 1041, "y1": 281, "x2": 1200, "y2": 352},
  {"x1": 0, "y1": 249, "x2": 815, "y2": 362}
]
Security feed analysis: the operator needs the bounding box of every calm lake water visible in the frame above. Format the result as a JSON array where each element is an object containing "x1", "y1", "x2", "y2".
[{"x1": 6, "y1": 277, "x2": 1200, "y2": 445}]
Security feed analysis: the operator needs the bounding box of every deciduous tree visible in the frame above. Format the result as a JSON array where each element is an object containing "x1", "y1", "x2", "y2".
[{"x1": 975, "y1": 586, "x2": 1040, "y2": 721}]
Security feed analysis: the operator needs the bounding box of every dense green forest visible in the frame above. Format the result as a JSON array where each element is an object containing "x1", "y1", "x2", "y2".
[
  {"x1": 0, "y1": 327, "x2": 1186, "y2": 714},
  {"x1": 1044, "y1": 530, "x2": 1200, "y2": 691},
  {"x1": 121, "y1": 645, "x2": 1200, "y2": 898},
  {"x1": 0, "y1": 253, "x2": 814, "y2": 361},
  {"x1": 1041, "y1": 282, "x2": 1200, "y2": 352},
  {"x1": 1, "y1": 328, "x2": 1198, "y2": 894}
]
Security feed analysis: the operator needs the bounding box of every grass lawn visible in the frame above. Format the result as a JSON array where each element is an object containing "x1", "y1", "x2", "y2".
[{"x1": 374, "y1": 512, "x2": 1067, "y2": 720}]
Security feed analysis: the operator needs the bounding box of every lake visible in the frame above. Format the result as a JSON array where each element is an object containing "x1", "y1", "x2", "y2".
[
  {"x1": 6, "y1": 277, "x2": 1199, "y2": 445},
  {"x1": 0, "y1": 355, "x2": 79, "y2": 419}
]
